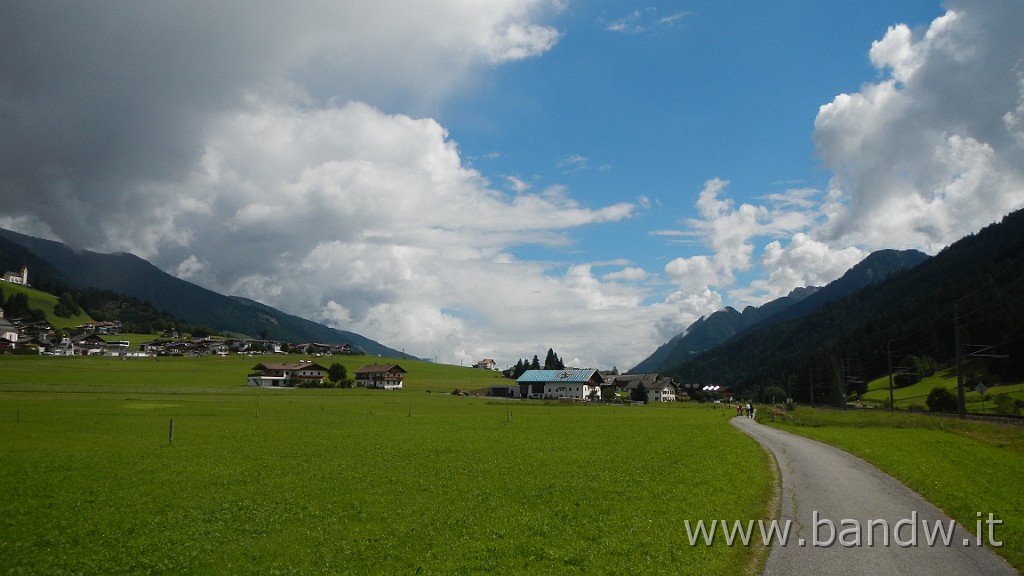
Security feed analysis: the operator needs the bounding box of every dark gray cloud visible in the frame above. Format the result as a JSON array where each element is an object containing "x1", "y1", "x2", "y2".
[
  {"x1": 1, "y1": 2, "x2": 274, "y2": 246},
  {"x1": 0, "y1": 1, "x2": 564, "y2": 251}
]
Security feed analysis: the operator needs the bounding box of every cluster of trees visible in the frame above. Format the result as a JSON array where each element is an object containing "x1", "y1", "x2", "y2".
[
  {"x1": 893, "y1": 355, "x2": 939, "y2": 388},
  {"x1": 1, "y1": 289, "x2": 47, "y2": 322},
  {"x1": 507, "y1": 348, "x2": 566, "y2": 379},
  {"x1": 926, "y1": 386, "x2": 1022, "y2": 415}
]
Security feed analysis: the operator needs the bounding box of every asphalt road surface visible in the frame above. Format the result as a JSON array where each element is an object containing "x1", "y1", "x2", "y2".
[{"x1": 732, "y1": 416, "x2": 1018, "y2": 575}]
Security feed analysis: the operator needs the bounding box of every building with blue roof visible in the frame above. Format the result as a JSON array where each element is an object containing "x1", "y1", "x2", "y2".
[{"x1": 515, "y1": 368, "x2": 604, "y2": 401}]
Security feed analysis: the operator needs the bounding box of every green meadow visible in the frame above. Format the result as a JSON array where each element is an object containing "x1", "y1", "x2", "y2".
[
  {"x1": 0, "y1": 282, "x2": 94, "y2": 330},
  {"x1": 0, "y1": 355, "x2": 771, "y2": 575},
  {"x1": 861, "y1": 371, "x2": 1024, "y2": 414},
  {"x1": 762, "y1": 407, "x2": 1024, "y2": 572}
]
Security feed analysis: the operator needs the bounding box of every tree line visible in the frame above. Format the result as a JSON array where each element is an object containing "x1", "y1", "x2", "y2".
[{"x1": 507, "y1": 348, "x2": 567, "y2": 379}]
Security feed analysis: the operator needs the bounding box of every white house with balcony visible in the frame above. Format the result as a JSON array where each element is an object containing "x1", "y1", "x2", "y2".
[
  {"x1": 247, "y1": 361, "x2": 328, "y2": 387},
  {"x1": 354, "y1": 364, "x2": 407, "y2": 389}
]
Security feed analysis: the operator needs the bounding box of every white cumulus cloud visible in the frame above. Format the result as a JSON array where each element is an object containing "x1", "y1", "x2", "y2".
[{"x1": 814, "y1": 0, "x2": 1024, "y2": 252}]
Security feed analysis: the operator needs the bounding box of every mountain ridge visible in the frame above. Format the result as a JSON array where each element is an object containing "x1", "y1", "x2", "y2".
[
  {"x1": 630, "y1": 286, "x2": 819, "y2": 374},
  {"x1": 0, "y1": 228, "x2": 408, "y2": 357},
  {"x1": 669, "y1": 210, "x2": 1024, "y2": 402},
  {"x1": 630, "y1": 248, "x2": 929, "y2": 374}
]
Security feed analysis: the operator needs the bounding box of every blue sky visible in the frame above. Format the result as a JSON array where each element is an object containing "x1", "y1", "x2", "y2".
[
  {"x1": 2, "y1": 1, "x2": 1023, "y2": 370},
  {"x1": 446, "y1": 1, "x2": 945, "y2": 288}
]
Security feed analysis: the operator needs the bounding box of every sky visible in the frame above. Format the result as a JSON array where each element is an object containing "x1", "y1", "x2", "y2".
[{"x1": 2, "y1": 1, "x2": 1024, "y2": 371}]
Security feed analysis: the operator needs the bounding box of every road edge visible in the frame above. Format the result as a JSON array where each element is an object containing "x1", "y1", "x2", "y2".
[{"x1": 731, "y1": 415, "x2": 781, "y2": 576}]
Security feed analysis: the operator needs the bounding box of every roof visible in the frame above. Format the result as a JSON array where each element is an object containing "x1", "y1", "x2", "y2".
[
  {"x1": 252, "y1": 362, "x2": 327, "y2": 371},
  {"x1": 609, "y1": 373, "x2": 658, "y2": 386},
  {"x1": 354, "y1": 363, "x2": 407, "y2": 374},
  {"x1": 516, "y1": 369, "x2": 603, "y2": 384}
]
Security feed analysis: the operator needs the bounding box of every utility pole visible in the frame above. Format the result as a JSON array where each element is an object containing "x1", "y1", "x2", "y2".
[
  {"x1": 809, "y1": 368, "x2": 814, "y2": 406},
  {"x1": 955, "y1": 304, "x2": 966, "y2": 418},
  {"x1": 888, "y1": 340, "x2": 895, "y2": 413}
]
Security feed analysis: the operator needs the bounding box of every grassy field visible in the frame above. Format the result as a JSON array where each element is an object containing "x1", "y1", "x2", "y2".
[
  {"x1": 0, "y1": 355, "x2": 772, "y2": 575},
  {"x1": 761, "y1": 407, "x2": 1024, "y2": 571},
  {"x1": 0, "y1": 354, "x2": 511, "y2": 395},
  {"x1": 861, "y1": 370, "x2": 1024, "y2": 414}
]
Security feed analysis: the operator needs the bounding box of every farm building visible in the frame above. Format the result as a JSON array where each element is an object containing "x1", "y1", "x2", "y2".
[
  {"x1": 516, "y1": 369, "x2": 604, "y2": 401},
  {"x1": 354, "y1": 364, "x2": 407, "y2": 390},
  {"x1": 487, "y1": 384, "x2": 519, "y2": 398},
  {"x1": 247, "y1": 361, "x2": 328, "y2": 387}
]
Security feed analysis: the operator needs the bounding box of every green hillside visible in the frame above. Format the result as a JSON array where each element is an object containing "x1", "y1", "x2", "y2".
[
  {"x1": 0, "y1": 281, "x2": 94, "y2": 329},
  {"x1": 862, "y1": 371, "x2": 1024, "y2": 415}
]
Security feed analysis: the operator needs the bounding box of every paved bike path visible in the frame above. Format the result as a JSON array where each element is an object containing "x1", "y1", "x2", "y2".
[{"x1": 731, "y1": 416, "x2": 1017, "y2": 575}]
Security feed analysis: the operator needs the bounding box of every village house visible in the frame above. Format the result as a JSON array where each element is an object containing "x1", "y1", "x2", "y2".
[
  {"x1": 16, "y1": 337, "x2": 48, "y2": 354},
  {"x1": 354, "y1": 364, "x2": 406, "y2": 389},
  {"x1": 239, "y1": 339, "x2": 282, "y2": 354},
  {"x1": 473, "y1": 358, "x2": 498, "y2": 371},
  {"x1": 190, "y1": 338, "x2": 228, "y2": 356},
  {"x1": 247, "y1": 361, "x2": 328, "y2": 387},
  {"x1": 0, "y1": 308, "x2": 18, "y2": 349},
  {"x1": 69, "y1": 333, "x2": 108, "y2": 355},
  {"x1": 607, "y1": 373, "x2": 679, "y2": 402},
  {"x1": 15, "y1": 320, "x2": 53, "y2": 341},
  {"x1": 74, "y1": 321, "x2": 123, "y2": 335},
  {"x1": 292, "y1": 342, "x2": 353, "y2": 356},
  {"x1": 139, "y1": 339, "x2": 171, "y2": 354},
  {"x1": 646, "y1": 380, "x2": 678, "y2": 402},
  {"x1": 28, "y1": 333, "x2": 109, "y2": 356},
  {"x1": 49, "y1": 337, "x2": 75, "y2": 356},
  {"x1": 516, "y1": 368, "x2": 604, "y2": 401}
]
